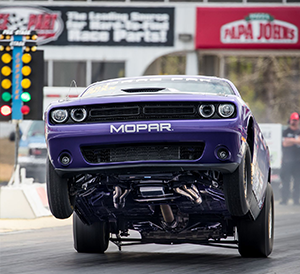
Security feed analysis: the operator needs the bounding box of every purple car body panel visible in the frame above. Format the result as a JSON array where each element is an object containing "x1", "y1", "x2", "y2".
[{"x1": 45, "y1": 75, "x2": 270, "y2": 221}]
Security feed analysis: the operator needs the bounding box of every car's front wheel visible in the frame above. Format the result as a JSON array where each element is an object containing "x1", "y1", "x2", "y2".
[
  {"x1": 73, "y1": 213, "x2": 109, "y2": 253},
  {"x1": 46, "y1": 158, "x2": 74, "y2": 219},
  {"x1": 223, "y1": 143, "x2": 252, "y2": 217},
  {"x1": 237, "y1": 183, "x2": 274, "y2": 257}
]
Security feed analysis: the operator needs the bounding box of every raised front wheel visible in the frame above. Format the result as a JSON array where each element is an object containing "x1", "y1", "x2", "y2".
[
  {"x1": 46, "y1": 158, "x2": 74, "y2": 219},
  {"x1": 223, "y1": 143, "x2": 253, "y2": 217}
]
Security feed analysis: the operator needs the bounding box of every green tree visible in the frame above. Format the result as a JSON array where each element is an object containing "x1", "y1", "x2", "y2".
[{"x1": 225, "y1": 56, "x2": 300, "y2": 123}]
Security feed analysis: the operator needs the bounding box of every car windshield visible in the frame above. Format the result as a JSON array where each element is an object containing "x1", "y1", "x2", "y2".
[
  {"x1": 81, "y1": 77, "x2": 234, "y2": 98},
  {"x1": 27, "y1": 121, "x2": 45, "y2": 138}
]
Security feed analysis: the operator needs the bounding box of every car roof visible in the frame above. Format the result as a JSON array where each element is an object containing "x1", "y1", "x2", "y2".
[{"x1": 91, "y1": 75, "x2": 230, "y2": 85}]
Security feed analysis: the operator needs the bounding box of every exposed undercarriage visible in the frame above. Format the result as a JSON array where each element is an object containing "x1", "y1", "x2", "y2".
[{"x1": 71, "y1": 170, "x2": 236, "y2": 246}]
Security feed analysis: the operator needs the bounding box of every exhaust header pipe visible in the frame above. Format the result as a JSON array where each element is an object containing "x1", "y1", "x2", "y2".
[
  {"x1": 174, "y1": 184, "x2": 202, "y2": 204},
  {"x1": 160, "y1": 204, "x2": 177, "y2": 229},
  {"x1": 113, "y1": 186, "x2": 131, "y2": 209}
]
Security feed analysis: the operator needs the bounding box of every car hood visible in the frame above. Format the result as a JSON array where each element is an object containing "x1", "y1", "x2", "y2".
[{"x1": 46, "y1": 92, "x2": 238, "y2": 111}]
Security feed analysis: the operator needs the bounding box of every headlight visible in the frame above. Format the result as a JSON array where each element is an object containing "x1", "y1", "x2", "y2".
[
  {"x1": 70, "y1": 108, "x2": 87, "y2": 122},
  {"x1": 218, "y1": 104, "x2": 235, "y2": 118},
  {"x1": 51, "y1": 109, "x2": 68, "y2": 123},
  {"x1": 199, "y1": 104, "x2": 215, "y2": 118}
]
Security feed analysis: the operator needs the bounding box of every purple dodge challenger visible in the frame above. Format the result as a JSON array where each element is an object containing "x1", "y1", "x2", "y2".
[{"x1": 45, "y1": 75, "x2": 274, "y2": 257}]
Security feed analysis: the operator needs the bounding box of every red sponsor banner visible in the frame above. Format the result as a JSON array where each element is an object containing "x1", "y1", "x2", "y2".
[{"x1": 195, "y1": 7, "x2": 300, "y2": 49}]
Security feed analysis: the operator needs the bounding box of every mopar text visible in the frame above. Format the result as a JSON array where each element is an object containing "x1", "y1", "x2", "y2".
[{"x1": 110, "y1": 123, "x2": 172, "y2": 133}]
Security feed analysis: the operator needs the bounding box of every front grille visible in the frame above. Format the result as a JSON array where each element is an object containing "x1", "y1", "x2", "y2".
[
  {"x1": 90, "y1": 106, "x2": 140, "y2": 118},
  {"x1": 143, "y1": 105, "x2": 195, "y2": 115},
  {"x1": 50, "y1": 101, "x2": 237, "y2": 125},
  {"x1": 88, "y1": 102, "x2": 198, "y2": 122},
  {"x1": 81, "y1": 143, "x2": 205, "y2": 163}
]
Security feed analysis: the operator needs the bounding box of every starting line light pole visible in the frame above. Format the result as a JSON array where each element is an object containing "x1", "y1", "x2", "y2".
[
  {"x1": 0, "y1": 29, "x2": 44, "y2": 185},
  {"x1": 11, "y1": 33, "x2": 24, "y2": 181},
  {"x1": 12, "y1": 32, "x2": 24, "y2": 120}
]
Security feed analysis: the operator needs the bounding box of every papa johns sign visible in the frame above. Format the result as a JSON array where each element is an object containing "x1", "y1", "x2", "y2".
[{"x1": 221, "y1": 13, "x2": 298, "y2": 44}]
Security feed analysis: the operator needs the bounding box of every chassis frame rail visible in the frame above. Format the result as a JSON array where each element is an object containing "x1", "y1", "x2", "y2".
[{"x1": 109, "y1": 237, "x2": 238, "y2": 251}]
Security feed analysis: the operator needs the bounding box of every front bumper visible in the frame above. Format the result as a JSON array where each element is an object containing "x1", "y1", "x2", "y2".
[
  {"x1": 46, "y1": 119, "x2": 245, "y2": 176},
  {"x1": 55, "y1": 162, "x2": 239, "y2": 177}
]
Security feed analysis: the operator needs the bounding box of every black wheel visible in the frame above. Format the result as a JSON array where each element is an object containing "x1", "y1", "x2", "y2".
[
  {"x1": 73, "y1": 213, "x2": 109, "y2": 253},
  {"x1": 223, "y1": 143, "x2": 252, "y2": 216},
  {"x1": 46, "y1": 158, "x2": 73, "y2": 219},
  {"x1": 237, "y1": 183, "x2": 274, "y2": 258}
]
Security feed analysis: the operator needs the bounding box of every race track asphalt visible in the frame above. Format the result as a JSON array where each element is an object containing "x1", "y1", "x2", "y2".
[{"x1": 1, "y1": 201, "x2": 300, "y2": 274}]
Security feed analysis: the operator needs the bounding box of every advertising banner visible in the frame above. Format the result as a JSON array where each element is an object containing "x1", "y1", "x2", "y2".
[
  {"x1": 259, "y1": 123, "x2": 282, "y2": 169},
  {"x1": 196, "y1": 7, "x2": 300, "y2": 49},
  {"x1": 0, "y1": 6, "x2": 174, "y2": 46}
]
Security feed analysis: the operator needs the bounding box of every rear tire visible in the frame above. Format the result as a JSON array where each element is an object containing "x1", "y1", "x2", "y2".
[
  {"x1": 46, "y1": 158, "x2": 73, "y2": 219},
  {"x1": 237, "y1": 183, "x2": 274, "y2": 257},
  {"x1": 73, "y1": 213, "x2": 109, "y2": 253},
  {"x1": 223, "y1": 143, "x2": 252, "y2": 216}
]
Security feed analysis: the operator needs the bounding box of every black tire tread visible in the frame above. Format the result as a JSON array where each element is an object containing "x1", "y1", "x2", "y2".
[
  {"x1": 223, "y1": 143, "x2": 252, "y2": 216},
  {"x1": 73, "y1": 213, "x2": 109, "y2": 253},
  {"x1": 46, "y1": 158, "x2": 73, "y2": 219},
  {"x1": 238, "y1": 183, "x2": 274, "y2": 257}
]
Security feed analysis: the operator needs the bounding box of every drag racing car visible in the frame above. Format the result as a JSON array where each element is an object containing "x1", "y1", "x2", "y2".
[{"x1": 45, "y1": 75, "x2": 274, "y2": 257}]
